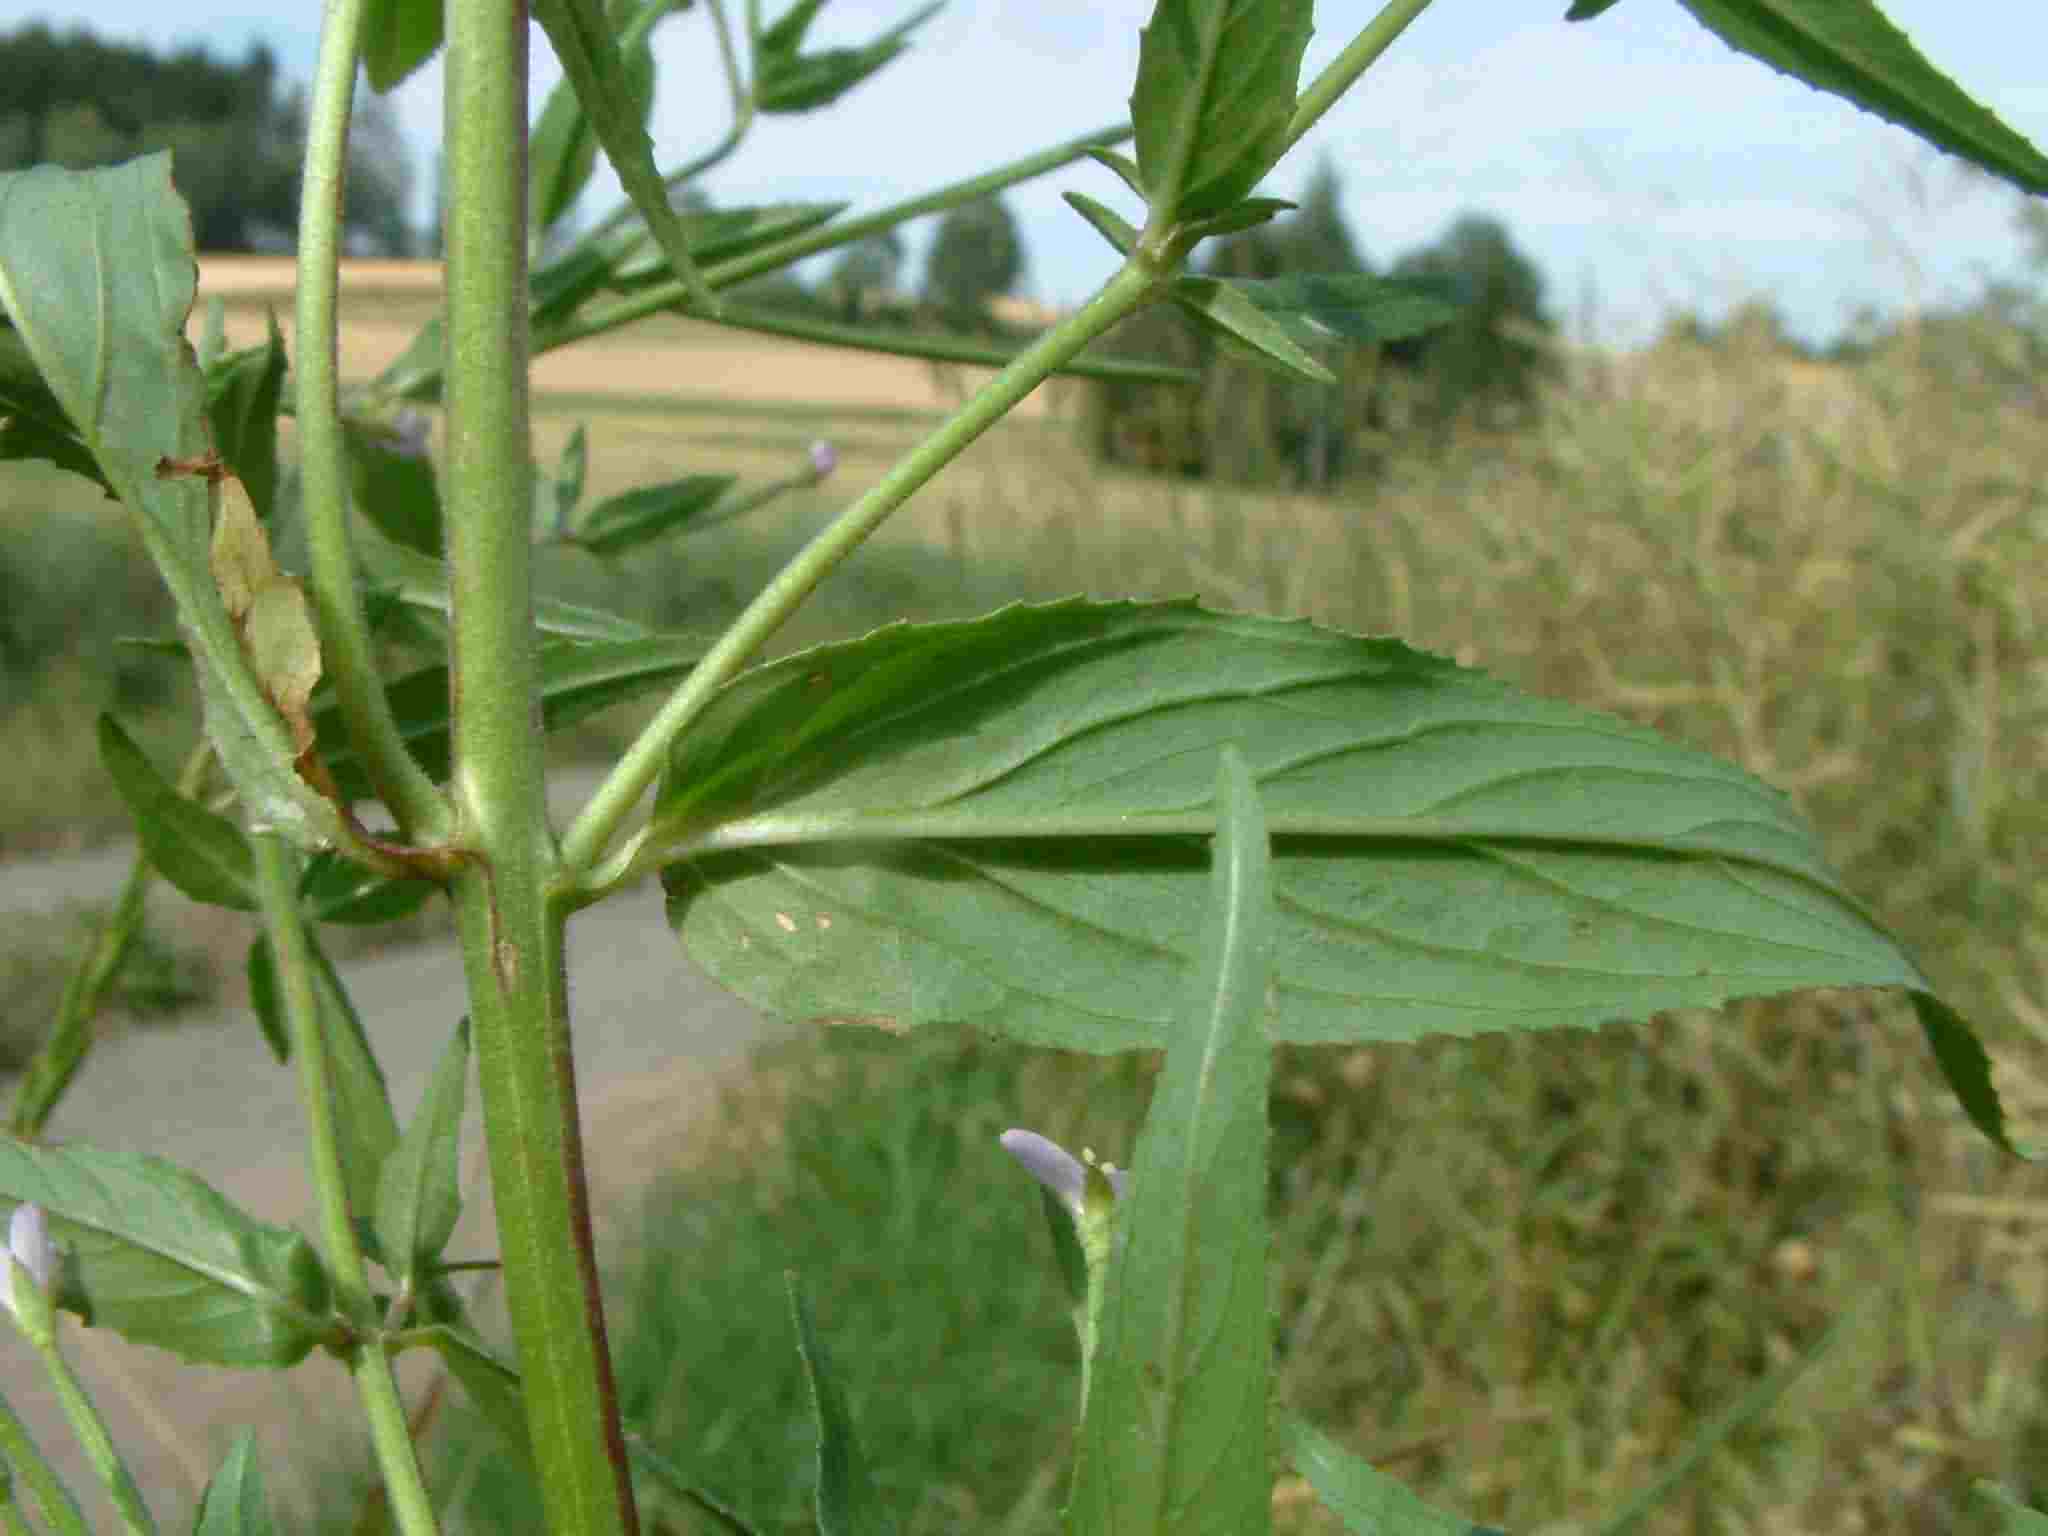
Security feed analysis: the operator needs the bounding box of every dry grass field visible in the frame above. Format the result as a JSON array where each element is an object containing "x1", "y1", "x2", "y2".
[{"x1": 4, "y1": 259, "x2": 2046, "y2": 1532}]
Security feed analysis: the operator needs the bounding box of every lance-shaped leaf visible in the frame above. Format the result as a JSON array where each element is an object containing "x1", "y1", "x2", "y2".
[
  {"x1": 0, "y1": 1139, "x2": 334, "y2": 1368},
  {"x1": 533, "y1": 0, "x2": 713, "y2": 310},
  {"x1": 345, "y1": 419, "x2": 443, "y2": 558},
  {"x1": 1067, "y1": 192, "x2": 1141, "y2": 257},
  {"x1": 1285, "y1": 1417, "x2": 1485, "y2": 1536},
  {"x1": 1130, "y1": 0, "x2": 1313, "y2": 224},
  {"x1": 573, "y1": 475, "x2": 736, "y2": 555},
  {"x1": 0, "y1": 318, "x2": 112, "y2": 493},
  {"x1": 315, "y1": 633, "x2": 700, "y2": 801},
  {"x1": 755, "y1": 1, "x2": 943, "y2": 115},
  {"x1": 99, "y1": 714, "x2": 254, "y2": 912},
  {"x1": 0, "y1": 158, "x2": 341, "y2": 847},
  {"x1": 247, "y1": 933, "x2": 399, "y2": 1231},
  {"x1": 1674, "y1": 0, "x2": 2048, "y2": 195},
  {"x1": 193, "y1": 1432, "x2": 277, "y2": 1536},
  {"x1": 1977, "y1": 1484, "x2": 2048, "y2": 1536},
  {"x1": 363, "y1": 0, "x2": 442, "y2": 92},
  {"x1": 374, "y1": 1018, "x2": 470, "y2": 1286},
  {"x1": 1225, "y1": 273, "x2": 1462, "y2": 345},
  {"x1": 1170, "y1": 275, "x2": 1333, "y2": 382},
  {"x1": 203, "y1": 315, "x2": 286, "y2": 525},
  {"x1": 787, "y1": 1273, "x2": 896, "y2": 1536},
  {"x1": 297, "y1": 850, "x2": 435, "y2": 927},
  {"x1": 530, "y1": 0, "x2": 677, "y2": 239},
  {"x1": 1069, "y1": 749, "x2": 1272, "y2": 1536},
  {"x1": 412, "y1": 1323, "x2": 532, "y2": 1459},
  {"x1": 1567, "y1": 0, "x2": 1625, "y2": 17},
  {"x1": 654, "y1": 599, "x2": 2026, "y2": 1156}
]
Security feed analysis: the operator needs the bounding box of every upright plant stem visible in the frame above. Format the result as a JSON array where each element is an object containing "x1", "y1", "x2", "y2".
[
  {"x1": 297, "y1": 0, "x2": 449, "y2": 839},
  {"x1": 443, "y1": 0, "x2": 636, "y2": 1530},
  {"x1": 1283, "y1": 0, "x2": 1439, "y2": 154},
  {"x1": 560, "y1": 257, "x2": 1162, "y2": 878},
  {"x1": 250, "y1": 836, "x2": 438, "y2": 1536}
]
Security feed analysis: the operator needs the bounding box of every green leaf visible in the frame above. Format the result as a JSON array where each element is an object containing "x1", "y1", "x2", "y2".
[
  {"x1": 192, "y1": 1432, "x2": 276, "y2": 1536},
  {"x1": 573, "y1": 475, "x2": 736, "y2": 555},
  {"x1": 362, "y1": 0, "x2": 443, "y2": 91},
  {"x1": 0, "y1": 157, "x2": 342, "y2": 848},
  {"x1": 1169, "y1": 274, "x2": 1335, "y2": 382},
  {"x1": 529, "y1": 0, "x2": 675, "y2": 238},
  {"x1": 555, "y1": 423, "x2": 589, "y2": 525},
  {"x1": 1285, "y1": 1417, "x2": 1481, "y2": 1536},
  {"x1": 316, "y1": 633, "x2": 699, "y2": 801},
  {"x1": 249, "y1": 932, "x2": 400, "y2": 1234},
  {"x1": 297, "y1": 850, "x2": 435, "y2": 926},
  {"x1": 0, "y1": 1138, "x2": 335, "y2": 1368},
  {"x1": 0, "y1": 318, "x2": 112, "y2": 493},
  {"x1": 626, "y1": 1436, "x2": 765, "y2": 1536},
  {"x1": 1065, "y1": 192, "x2": 1141, "y2": 257},
  {"x1": 357, "y1": 535, "x2": 657, "y2": 645},
  {"x1": 1566, "y1": 0, "x2": 1625, "y2": 16},
  {"x1": 653, "y1": 599, "x2": 2021, "y2": 1154},
  {"x1": 1069, "y1": 748, "x2": 1272, "y2": 1536},
  {"x1": 412, "y1": 1324, "x2": 532, "y2": 1460},
  {"x1": 1181, "y1": 195, "x2": 1296, "y2": 242},
  {"x1": 755, "y1": 2, "x2": 943, "y2": 115},
  {"x1": 1976, "y1": 1484, "x2": 2048, "y2": 1535},
  {"x1": 1085, "y1": 146, "x2": 1149, "y2": 200},
  {"x1": 374, "y1": 1018, "x2": 470, "y2": 1285},
  {"x1": 344, "y1": 420, "x2": 443, "y2": 558},
  {"x1": 533, "y1": 0, "x2": 713, "y2": 310},
  {"x1": 1674, "y1": 0, "x2": 2048, "y2": 195},
  {"x1": 787, "y1": 1273, "x2": 895, "y2": 1536},
  {"x1": 204, "y1": 316, "x2": 287, "y2": 525},
  {"x1": 1130, "y1": 0, "x2": 1314, "y2": 223},
  {"x1": 1228, "y1": 272, "x2": 1462, "y2": 345},
  {"x1": 98, "y1": 714, "x2": 254, "y2": 912}
]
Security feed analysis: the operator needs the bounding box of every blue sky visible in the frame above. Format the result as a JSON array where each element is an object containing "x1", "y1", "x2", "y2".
[{"x1": 7, "y1": 0, "x2": 2046, "y2": 347}]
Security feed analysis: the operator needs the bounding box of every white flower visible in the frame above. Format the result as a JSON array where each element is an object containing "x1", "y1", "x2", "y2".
[{"x1": 5, "y1": 1203, "x2": 54, "y2": 1320}]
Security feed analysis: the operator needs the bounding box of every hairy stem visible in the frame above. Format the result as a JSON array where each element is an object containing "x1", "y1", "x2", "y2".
[
  {"x1": 559, "y1": 257, "x2": 1162, "y2": 878},
  {"x1": 251, "y1": 836, "x2": 438, "y2": 1536},
  {"x1": 1283, "y1": 0, "x2": 1439, "y2": 155},
  {"x1": 296, "y1": 0, "x2": 450, "y2": 839},
  {"x1": 443, "y1": 0, "x2": 637, "y2": 1529}
]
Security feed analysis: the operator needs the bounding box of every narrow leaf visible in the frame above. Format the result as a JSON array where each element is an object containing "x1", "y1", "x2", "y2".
[
  {"x1": 1065, "y1": 192, "x2": 1141, "y2": 257},
  {"x1": 297, "y1": 850, "x2": 434, "y2": 926},
  {"x1": 362, "y1": 0, "x2": 443, "y2": 91},
  {"x1": 345, "y1": 420, "x2": 443, "y2": 558},
  {"x1": 1085, "y1": 146, "x2": 1149, "y2": 200},
  {"x1": 98, "y1": 714, "x2": 254, "y2": 912},
  {"x1": 1171, "y1": 274, "x2": 1335, "y2": 381},
  {"x1": 1675, "y1": 0, "x2": 2048, "y2": 195},
  {"x1": 1226, "y1": 272, "x2": 1461, "y2": 344},
  {"x1": 574, "y1": 475, "x2": 736, "y2": 555},
  {"x1": 0, "y1": 319, "x2": 112, "y2": 493},
  {"x1": 1976, "y1": 1485, "x2": 2048, "y2": 1535},
  {"x1": 788, "y1": 1273, "x2": 896, "y2": 1536},
  {"x1": 0, "y1": 1138, "x2": 335, "y2": 1368},
  {"x1": 1130, "y1": 0, "x2": 1314, "y2": 222},
  {"x1": 244, "y1": 938, "x2": 291, "y2": 1064},
  {"x1": 357, "y1": 534, "x2": 657, "y2": 645},
  {"x1": 374, "y1": 1018, "x2": 471, "y2": 1283},
  {"x1": 203, "y1": 315, "x2": 287, "y2": 524},
  {"x1": 315, "y1": 633, "x2": 699, "y2": 801},
  {"x1": 1286, "y1": 1417, "x2": 1479, "y2": 1536},
  {"x1": 1567, "y1": 0, "x2": 1625, "y2": 16},
  {"x1": 653, "y1": 599, "x2": 2019, "y2": 1154},
  {"x1": 0, "y1": 157, "x2": 341, "y2": 847},
  {"x1": 413, "y1": 1324, "x2": 532, "y2": 1460},
  {"x1": 555, "y1": 423, "x2": 589, "y2": 524},
  {"x1": 532, "y1": 0, "x2": 713, "y2": 309},
  {"x1": 756, "y1": 2, "x2": 943, "y2": 115},
  {"x1": 1181, "y1": 195, "x2": 1296, "y2": 241},
  {"x1": 529, "y1": 0, "x2": 674, "y2": 238},
  {"x1": 1069, "y1": 748, "x2": 1273, "y2": 1536},
  {"x1": 192, "y1": 1432, "x2": 275, "y2": 1536},
  {"x1": 626, "y1": 1436, "x2": 766, "y2": 1536}
]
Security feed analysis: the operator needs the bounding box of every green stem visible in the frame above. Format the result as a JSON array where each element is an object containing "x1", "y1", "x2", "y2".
[
  {"x1": 558, "y1": 257, "x2": 1162, "y2": 877},
  {"x1": 1282, "y1": 0, "x2": 1439, "y2": 155},
  {"x1": 0, "y1": 1389, "x2": 88, "y2": 1536},
  {"x1": 21, "y1": 1335, "x2": 154, "y2": 1536},
  {"x1": 444, "y1": 0, "x2": 637, "y2": 1529},
  {"x1": 251, "y1": 836, "x2": 439, "y2": 1536},
  {"x1": 297, "y1": 0, "x2": 451, "y2": 840}
]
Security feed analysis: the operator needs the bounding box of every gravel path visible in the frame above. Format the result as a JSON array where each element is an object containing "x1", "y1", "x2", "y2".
[{"x1": 0, "y1": 791, "x2": 782, "y2": 1526}]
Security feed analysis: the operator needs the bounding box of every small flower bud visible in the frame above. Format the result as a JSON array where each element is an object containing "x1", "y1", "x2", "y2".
[
  {"x1": 807, "y1": 439, "x2": 839, "y2": 481},
  {"x1": 391, "y1": 408, "x2": 432, "y2": 461},
  {"x1": 5, "y1": 1204, "x2": 54, "y2": 1320},
  {"x1": 1000, "y1": 1129, "x2": 1127, "y2": 1216}
]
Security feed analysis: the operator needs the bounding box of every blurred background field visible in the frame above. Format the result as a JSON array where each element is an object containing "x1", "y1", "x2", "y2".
[{"x1": 5, "y1": 262, "x2": 2043, "y2": 1535}]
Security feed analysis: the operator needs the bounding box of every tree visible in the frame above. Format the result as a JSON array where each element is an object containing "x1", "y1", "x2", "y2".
[
  {"x1": 0, "y1": 24, "x2": 414, "y2": 255},
  {"x1": 827, "y1": 229, "x2": 905, "y2": 323},
  {"x1": 922, "y1": 196, "x2": 1024, "y2": 330},
  {"x1": 1386, "y1": 212, "x2": 1554, "y2": 427}
]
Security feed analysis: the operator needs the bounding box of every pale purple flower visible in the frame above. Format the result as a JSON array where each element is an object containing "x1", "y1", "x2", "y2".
[
  {"x1": 5, "y1": 1203, "x2": 54, "y2": 1320},
  {"x1": 391, "y1": 408, "x2": 432, "y2": 461},
  {"x1": 1000, "y1": 1129, "x2": 1127, "y2": 1215},
  {"x1": 807, "y1": 439, "x2": 839, "y2": 481}
]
